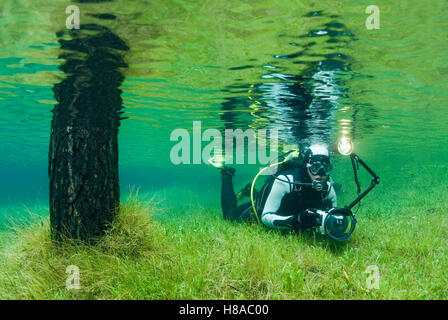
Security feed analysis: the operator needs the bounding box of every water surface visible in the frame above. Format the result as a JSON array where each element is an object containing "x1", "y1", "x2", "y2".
[{"x1": 0, "y1": 0, "x2": 447, "y2": 224}]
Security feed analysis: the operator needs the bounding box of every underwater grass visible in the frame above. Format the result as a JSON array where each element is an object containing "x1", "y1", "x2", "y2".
[
  {"x1": 1, "y1": 162, "x2": 448, "y2": 300},
  {"x1": 0, "y1": 185, "x2": 447, "y2": 300}
]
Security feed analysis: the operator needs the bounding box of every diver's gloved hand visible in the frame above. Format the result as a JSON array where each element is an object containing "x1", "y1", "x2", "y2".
[
  {"x1": 322, "y1": 199, "x2": 333, "y2": 210},
  {"x1": 298, "y1": 209, "x2": 322, "y2": 228},
  {"x1": 271, "y1": 214, "x2": 301, "y2": 230}
]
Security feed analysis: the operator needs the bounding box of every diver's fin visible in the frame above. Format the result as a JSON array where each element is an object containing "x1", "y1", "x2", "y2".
[
  {"x1": 207, "y1": 155, "x2": 235, "y2": 177},
  {"x1": 236, "y1": 183, "x2": 252, "y2": 201},
  {"x1": 207, "y1": 155, "x2": 225, "y2": 169}
]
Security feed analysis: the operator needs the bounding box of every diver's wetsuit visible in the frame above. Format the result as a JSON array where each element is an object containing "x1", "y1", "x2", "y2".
[{"x1": 221, "y1": 167, "x2": 337, "y2": 230}]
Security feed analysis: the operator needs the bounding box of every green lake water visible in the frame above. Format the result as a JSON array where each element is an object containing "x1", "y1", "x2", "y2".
[{"x1": 0, "y1": 0, "x2": 447, "y2": 226}]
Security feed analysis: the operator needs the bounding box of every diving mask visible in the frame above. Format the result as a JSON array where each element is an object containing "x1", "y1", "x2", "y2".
[{"x1": 307, "y1": 161, "x2": 332, "y2": 176}]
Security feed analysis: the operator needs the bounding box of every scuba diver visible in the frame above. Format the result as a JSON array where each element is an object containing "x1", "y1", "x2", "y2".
[
  {"x1": 214, "y1": 18, "x2": 380, "y2": 240},
  {"x1": 214, "y1": 144, "x2": 337, "y2": 231}
]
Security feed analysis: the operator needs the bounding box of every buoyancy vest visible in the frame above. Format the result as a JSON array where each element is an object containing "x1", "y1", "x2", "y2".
[{"x1": 255, "y1": 166, "x2": 332, "y2": 219}]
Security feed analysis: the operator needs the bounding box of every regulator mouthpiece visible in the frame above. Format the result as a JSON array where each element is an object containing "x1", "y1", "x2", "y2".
[{"x1": 312, "y1": 179, "x2": 324, "y2": 192}]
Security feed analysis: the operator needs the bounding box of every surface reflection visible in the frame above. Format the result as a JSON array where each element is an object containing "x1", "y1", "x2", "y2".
[{"x1": 220, "y1": 12, "x2": 377, "y2": 151}]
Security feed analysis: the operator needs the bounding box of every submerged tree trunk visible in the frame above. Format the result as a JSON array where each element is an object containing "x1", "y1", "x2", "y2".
[
  {"x1": 49, "y1": 126, "x2": 120, "y2": 242},
  {"x1": 49, "y1": 23, "x2": 128, "y2": 243}
]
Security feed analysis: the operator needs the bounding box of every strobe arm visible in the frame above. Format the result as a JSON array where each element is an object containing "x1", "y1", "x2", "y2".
[{"x1": 346, "y1": 153, "x2": 380, "y2": 210}]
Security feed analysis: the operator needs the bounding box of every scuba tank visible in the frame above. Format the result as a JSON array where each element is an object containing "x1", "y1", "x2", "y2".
[{"x1": 250, "y1": 148, "x2": 303, "y2": 223}]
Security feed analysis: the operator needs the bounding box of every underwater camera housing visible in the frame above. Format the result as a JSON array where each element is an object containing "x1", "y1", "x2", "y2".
[{"x1": 315, "y1": 208, "x2": 357, "y2": 242}]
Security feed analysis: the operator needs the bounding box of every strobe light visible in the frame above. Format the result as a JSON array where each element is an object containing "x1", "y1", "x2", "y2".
[{"x1": 338, "y1": 137, "x2": 354, "y2": 156}]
